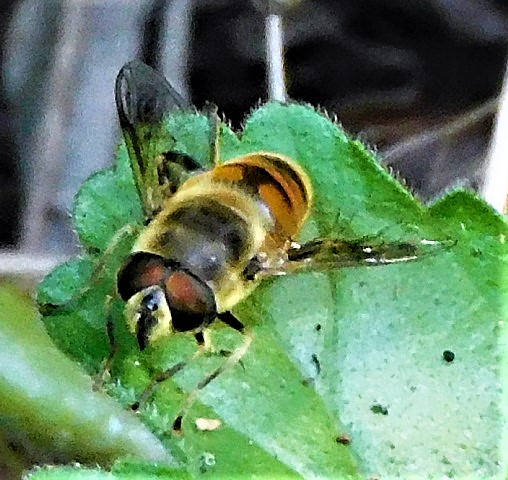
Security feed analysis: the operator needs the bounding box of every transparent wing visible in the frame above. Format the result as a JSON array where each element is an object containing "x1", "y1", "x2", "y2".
[
  {"x1": 254, "y1": 237, "x2": 453, "y2": 278},
  {"x1": 115, "y1": 61, "x2": 202, "y2": 219}
]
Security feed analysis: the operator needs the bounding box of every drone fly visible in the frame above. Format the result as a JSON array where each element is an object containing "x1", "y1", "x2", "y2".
[{"x1": 115, "y1": 61, "x2": 433, "y2": 353}]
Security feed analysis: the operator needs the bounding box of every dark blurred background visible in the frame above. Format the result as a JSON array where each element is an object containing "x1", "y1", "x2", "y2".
[{"x1": 0, "y1": 0, "x2": 507, "y2": 264}]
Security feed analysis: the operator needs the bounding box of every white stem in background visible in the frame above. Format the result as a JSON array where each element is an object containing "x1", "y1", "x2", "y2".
[
  {"x1": 265, "y1": 14, "x2": 287, "y2": 102},
  {"x1": 159, "y1": 0, "x2": 193, "y2": 101},
  {"x1": 481, "y1": 56, "x2": 508, "y2": 213}
]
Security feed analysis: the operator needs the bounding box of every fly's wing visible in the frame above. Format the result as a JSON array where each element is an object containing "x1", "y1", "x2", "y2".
[
  {"x1": 253, "y1": 237, "x2": 453, "y2": 279},
  {"x1": 115, "y1": 61, "x2": 202, "y2": 220}
]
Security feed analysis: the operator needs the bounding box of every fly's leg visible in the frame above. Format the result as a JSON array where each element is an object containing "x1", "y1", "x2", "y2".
[
  {"x1": 131, "y1": 361, "x2": 188, "y2": 411},
  {"x1": 172, "y1": 314, "x2": 253, "y2": 434},
  {"x1": 93, "y1": 294, "x2": 118, "y2": 389},
  {"x1": 130, "y1": 331, "x2": 209, "y2": 411},
  {"x1": 38, "y1": 223, "x2": 140, "y2": 389},
  {"x1": 38, "y1": 223, "x2": 141, "y2": 315},
  {"x1": 129, "y1": 311, "x2": 251, "y2": 433}
]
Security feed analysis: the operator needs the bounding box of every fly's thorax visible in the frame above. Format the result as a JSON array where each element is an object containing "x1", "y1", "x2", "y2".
[{"x1": 134, "y1": 178, "x2": 268, "y2": 287}]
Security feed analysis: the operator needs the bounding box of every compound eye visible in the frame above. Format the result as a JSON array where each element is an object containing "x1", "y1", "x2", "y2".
[
  {"x1": 117, "y1": 252, "x2": 169, "y2": 301},
  {"x1": 165, "y1": 271, "x2": 217, "y2": 332},
  {"x1": 166, "y1": 271, "x2": 213, "y2": 315}
]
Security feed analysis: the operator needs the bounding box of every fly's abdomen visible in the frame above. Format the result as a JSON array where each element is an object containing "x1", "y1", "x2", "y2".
[{"x1": 210, "y1": 152, "x2": 313, "y2": 243}]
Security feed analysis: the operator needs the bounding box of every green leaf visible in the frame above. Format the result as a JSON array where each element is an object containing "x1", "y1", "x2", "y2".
[
  {"x1": 38, "y1": 102, "x2": 508, "y2": 478},
  {"x1": 26, "y1": 461, "x2": 193, "y2": 480},
  {"x1": 0, "y1": 285, "x2": 173, "y2": 475},
  {"x1": 73, "y1": 143, "x2": 144, "y2": 253}
]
